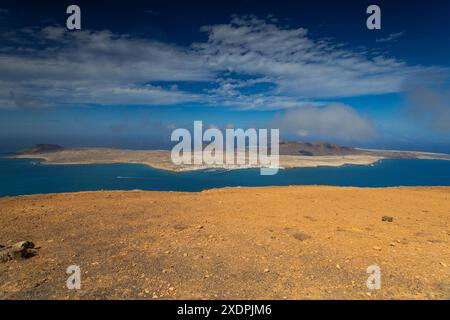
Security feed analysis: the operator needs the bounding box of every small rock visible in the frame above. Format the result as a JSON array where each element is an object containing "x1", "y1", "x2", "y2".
[
  {"x1": 382, "y1": 216, "x2": 393, "y2": 222},
  {"x1": 373, "y1": 246, "x2": 382, "y2": 251},
  {"x1": 293, "y1": 232, "x2": 312, "y2": 241},
  {"x1": 336, "y1": 264, "x2": 341, "y2": 269},
  {"x1": 168, "y1": 287, "x2": 175, "y2": 291},
  {"x1": 264, "y1": 268, "x2": 270, "y2": 273},
  {"x1": 389, "y1": 242, "x2": 396, "y2": 247},
  {"x1": 440, "y1": 262, "x2": 447, "y2": 268}
]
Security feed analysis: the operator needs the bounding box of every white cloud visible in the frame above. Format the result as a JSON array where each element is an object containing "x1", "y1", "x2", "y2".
[
  {"x1": 272, "y1": 103, "x2": 376, "y2": 141},
  {"x1": 195, "y1": 17, "x2": 435, "y2": 99},
  {"x1": 0, "y1": 16, "x2": 445, "y2": 110},
  {"x1": 0, "y1": 27, "x2": 210, "y2": 108},
  {"x1": 376, "y1": 32, "x2": 404, "y2": 43},
  {"x1": 407, "y1": 85, "x2": 450, "y2": 132}
]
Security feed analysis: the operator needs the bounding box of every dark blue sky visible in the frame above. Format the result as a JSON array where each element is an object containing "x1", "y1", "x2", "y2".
[{"x1": 1, "y1": 0, "x2": 450, "y2": 152}]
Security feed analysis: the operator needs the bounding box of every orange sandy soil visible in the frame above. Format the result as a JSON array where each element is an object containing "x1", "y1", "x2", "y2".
[{"x1": 0, "y1": 186, "x2": 449, "y2": 300}]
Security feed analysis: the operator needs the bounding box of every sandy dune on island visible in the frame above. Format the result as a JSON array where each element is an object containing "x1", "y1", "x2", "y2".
[{"x1": 0, "y1": 186, "x2": 449, "y2": 299}]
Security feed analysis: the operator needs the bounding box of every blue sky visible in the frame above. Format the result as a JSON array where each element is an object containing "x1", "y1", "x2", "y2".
[{"x1": 0, "y1": 0, "x2": 450, "y2": 152}]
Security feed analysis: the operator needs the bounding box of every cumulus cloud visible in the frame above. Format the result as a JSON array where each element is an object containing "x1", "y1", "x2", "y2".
[
  {"x1": 0, "y1": 16, "x2": 445, "y2": 110},
  {"x1": 272, "y1": 103, "x2": 376, "y2": 141},
  {"x1": 406, "y1": 85, "x2": 450, "y2": 132}
]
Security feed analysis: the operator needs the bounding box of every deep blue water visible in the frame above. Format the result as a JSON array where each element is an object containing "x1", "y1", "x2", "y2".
[{"x1": 1, "y1": 157, "x2": 450, "y2": 196}]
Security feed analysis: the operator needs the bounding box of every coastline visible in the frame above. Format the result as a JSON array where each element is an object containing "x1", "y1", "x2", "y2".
[
  {"x1": 9, "y1": 147, "x2": 385, "y2": 172},
  {"x1": 9, "y1": 147, "x2": 450, "y2": 173},
  {"x1": 1, "y1": 186, "x2": 449, "y2": 299}
]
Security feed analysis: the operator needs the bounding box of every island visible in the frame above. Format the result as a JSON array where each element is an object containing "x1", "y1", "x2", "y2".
[{"x1": 8, "y1": 142, "x2": 450, "y2": 172}]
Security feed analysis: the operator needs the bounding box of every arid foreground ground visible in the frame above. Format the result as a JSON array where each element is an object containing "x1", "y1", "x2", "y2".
[{"x1": 0, "y1": 186, "x2": 449, "y2": 299}]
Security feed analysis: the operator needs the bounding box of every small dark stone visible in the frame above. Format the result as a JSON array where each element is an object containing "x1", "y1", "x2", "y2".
[
  {"x1": 382, "y1": 216, "x2": 394, "y2": 222},
  {"x1": 293, "y1": 232, "x2": 312, "y2": 241}
]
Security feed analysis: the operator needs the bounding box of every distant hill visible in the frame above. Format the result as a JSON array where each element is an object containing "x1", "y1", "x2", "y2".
[
  {"x1": 20, "y1": 144, "x2": 65, "y2": 154},
  {"x1": 279, "y1": 141, "x2": 359, "y2": 156},
  {"x1": 277, "y1": 141, "x2": 450, "y2": 160}
]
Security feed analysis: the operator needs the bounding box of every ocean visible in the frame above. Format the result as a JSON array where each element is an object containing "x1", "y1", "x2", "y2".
[{"x1": 1, "y1": 157, "x2": 450, "y2": 196}]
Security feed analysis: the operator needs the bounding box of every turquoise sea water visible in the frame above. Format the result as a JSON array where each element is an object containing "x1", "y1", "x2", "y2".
[{"x1": 1, "y1": 157, "x2": 450, "y2": 196}]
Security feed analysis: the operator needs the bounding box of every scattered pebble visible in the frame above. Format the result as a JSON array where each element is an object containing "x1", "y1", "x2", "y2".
[
  {"x1": 293, "y1": 232, "x2": 312, "y2": 241},
  {"x1": 382, "y1": 216, "x2": 393, "y2": 222},
  {"x1": 440, "y1": 262, "x2": 447, "y2": 268},
  {"x1": 264, "y1": 268, "x2": 270, "y2": 273},
  {"x1": 373, "y1": 246, "x2": 382, "y2": 251}
]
